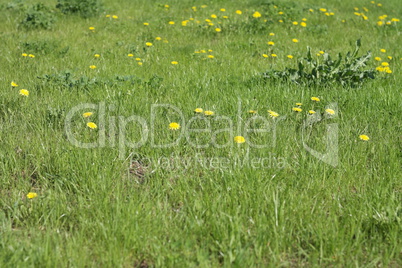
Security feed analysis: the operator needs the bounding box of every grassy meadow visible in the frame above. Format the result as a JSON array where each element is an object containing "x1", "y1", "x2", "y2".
[{"x1": 0, "y1": 0, "x2": 401, "y2": 266}]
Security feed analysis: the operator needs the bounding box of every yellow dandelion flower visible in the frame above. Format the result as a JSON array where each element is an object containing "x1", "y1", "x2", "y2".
[
  {"x1": 279, "y1": 19, "x2": 283, "y2": 23},
  {"x1": 28, "y1": 54, "x2": 35, "y2": 58},
  {"x1": 220, "y1": 8, "x2": 226, "y2": 12},
  {"x1": 374, "y1": 57, "x2": 381, "y2": 61},
  {"x1": 359, "y1": 134, "x2": 370, "y2": 141},
  {"x1": 27, "y1": 192, "x2": 37, "y2": 199},
  {"x1": 377, "y1": 3, "x2": 382, "y2": 7},
  {"x1": 302, "y1": 18, "x2": 307, "y2": 21},
  {"x1": 168, "y1": 21, "x2": 175, "y2": 25},
  {"x1": 163, "y1": 39, "x2": 169, "y2": 43},
  {"x1": 381, "y1": 62, "x2": 389, "y2": 66},
  {"x1": 311, "y1": 97, "x2": 320, "y2": 102},
  {"x1": 269, "y1": 32, "x2": 275, "y2": 36},
  {"x1": 380, "y1": 49, "x2": 386, "y2": 53},
  {"x1": 208, "y1": 22, "x2": 214, "y2": 26},
  {"x1": 211, "y1": 14, "x2": 217, "y2": 19},
  {"x1": 248, "y1": 110, "x2": 257, "y2": 114},
  {"x1": 223, "y1": 16, "x2": 228, "y2": 19},
  {"x1": 271, "y1": 54, "x2": 277, "y2": 57},
  {"x1": 236, "y1": 10, "x2": 242, "y2": 15},
  {"x1": 128, "y1": 53, "x2": 134, "y2": 57},
  {"x1": 296, "y1": 103, "x2": 302, "y2": 106},
  {"x1": 194, "y1": 108, "x2": 203, "y2": 113},
  {"x1": 11, "y1": 81, "x2": 18, "y2": 87},
  {"x1": 135, "y1": 58, "x2": 141, "y2": 61},
  {"x1": 377, "y1": 21, "x2": 384, "y2": 26},
  {"x1": 89, "y1": 26, "x2": 95, "y2": 31},
  {"x1": 201, "y1": 5, "x2": 207, "y2": 8},
  {"x1": 292, "y1": 39, "x2": 299, "y2": 43},
  {"x1": 308, "y1": 110, "x2": 316, "y2": 114},
  {"x1": 385, "y1": 69, "x2": 392, "y2": 74},
  {"x1": 278, "y1": 11, "x2": 284, "y2": 15},
  {"x1": 138, "y1": 62, "x2": 143, "y2": 66},
  {"x1": 169, "y1": 122, "x2": 180, "y2": 130},
  {"x1": 325, "y1": 109, "x2": 335, "y2": 115},
  {"x1": 143, "y1": 22, "x2": 149, "y2": 26},
  {"x1": 268, "y1": 110, "x2": 279, "y2": 118},
  {"x1": 387, "y1": 56, "x2": 392, "y2": 60},
  {"x1": 234, "y1": 136, "x2": 246, "y2": 144},
  {"x1": 155, "y1": 37, "x2": 162, "y2": 41},
  {"x1": 106, "y1": 14, "x2": 110, "y2": 18},
  {"x1": 376, "y1": 66, "x2": 384, "y2": 72},
  {"x1": 309, "y1": 9, "x2": 314, "y2": 12},
  {"x1": 94, "y1": 54, "x2": 100, "y2": 58},
  {"x1": 83, "y1": 112, "x2": 93, "y2": 118},
  {"x1": 19, "y1": 89, "x2": 29, "y2": 96},
  {"x1": 262, "y1": 54, "x2": 268, "y2": 58},
  {"x1": 164, "y1": 4, "x2": 169, "y2": 8},
  {"x1": 292, "y1": 107, "x2": 302, "y2": 112},
  {"x1": 300, "y1": 22, "x2": 307, "y2": 27},
  {"x1": 319, "y1": 8, "x2": 327, "y2": 12},
  {"x1": 253, "y1": 11, "x2": 261, "y2": 18},
  {"x1": 146, "y1": 42, "x2": 153, "y2": 47},
  {"x1": 182, "y1": 20, "x2": 188, "y2": 26},
  {"x1": 267, "y1": 41, "x2": 275, "y2": 46},
  {"x1": 171, "y1": 61, "x2": 178, "y2": 65},
  {"x1": 292, "y1": 21, "x2": 298, "y2": 25},
  {"x1": 391, "y1": 18, "x2": 400, "y2": 22},
  {"x1": 287, "y1": 55, "x2": 294, "y2": 59},
  {"x1": 89, "y1": 65, "x2": 96, "y2": 69},
  {"x1": 22, "y1": 53, "x2": 28, "y2": 57},
  {"x1": 325, "y1": 12, "x2": 330, "y2": 16},
  {"x1": 207, "y1": 55, "x2": 214, "y2": 59},
  {"x1": 215, "y1": 28, "x2": 222, "y2": 32},
  {"x1": 204, "y1": 110, "x2": 214, "y2": 116},
  {"x1": 112, "y1": 15, "x2": 118, "y2": 19},
  {"x1": 319, "y1": 51, "x2": 325, "y2": 54},
  {"x1": 87, "y1": 122, "x2": 97, "y2": 129}
]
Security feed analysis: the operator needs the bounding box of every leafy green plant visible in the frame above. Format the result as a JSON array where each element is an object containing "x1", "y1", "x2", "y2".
[
  {"x1": 56, "y1": 0, "x2": 103, "y2": 18},
  {"x1": 20, "y1": 39, "x2": 60, "y2": 55},
  {"x1": 0, "y1": 0, "x2": 25, "y2": 11},
  {"x1": 37, "y1": 71, "x2": 102, "y2": 91},
  {"x1": 36, "y1": 71, "x2": 149, "y2": 91},
  {"x1": 20, "y1": 3, "x2": 56, "y2": 30},
  {"x1": 262, "y1": 39, "x2": 376, "y2": 86}
]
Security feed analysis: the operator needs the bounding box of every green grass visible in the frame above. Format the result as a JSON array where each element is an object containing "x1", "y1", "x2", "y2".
[{"x1": 0, "y1": 0, "x2": 401, "y2": 266}]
